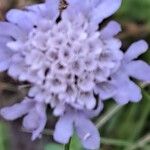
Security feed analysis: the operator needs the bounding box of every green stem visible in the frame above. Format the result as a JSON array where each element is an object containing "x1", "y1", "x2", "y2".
[
  {"x1": 124, "y1": 91, "x2": 150, "y2": 150},
  {"x1": 101, "y1": 137, "x2": 132, "y2": 147},
  {"x1": 130, "y1": 94, "x2": 150, "y2": 140},
  {"x1": 96, "y1": 105, "x2": 122, "y2": 128},
  {"x1": 64, "y1": 139, "x2": 71, "y2": 150},
  {"x1": 127, "y1": 134, "x2": 150, "y2": 150}
]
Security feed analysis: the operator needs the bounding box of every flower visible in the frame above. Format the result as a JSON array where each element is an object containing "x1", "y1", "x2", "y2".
[{"x1": 0, "y1": 0, "x2": 149, "y2": 149}]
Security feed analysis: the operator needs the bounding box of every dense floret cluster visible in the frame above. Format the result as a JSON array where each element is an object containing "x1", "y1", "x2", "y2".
[{"x1": 0, "y1": 0, "x2": 150, "y2": 149}]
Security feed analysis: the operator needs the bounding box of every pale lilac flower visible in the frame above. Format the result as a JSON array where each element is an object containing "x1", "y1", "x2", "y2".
[{"x1": 0, "y1": 0, "x2": 149, "y2": 149}]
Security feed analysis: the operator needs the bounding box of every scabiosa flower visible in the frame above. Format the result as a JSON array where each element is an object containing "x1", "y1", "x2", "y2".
[{"x1": 0, "y1": 0, "x2": 150, "y2": 149}]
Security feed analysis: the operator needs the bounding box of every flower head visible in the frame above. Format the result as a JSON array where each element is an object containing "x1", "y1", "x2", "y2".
[{"x1": 0, "y1": 0, "x2": 150, "y2": 149}]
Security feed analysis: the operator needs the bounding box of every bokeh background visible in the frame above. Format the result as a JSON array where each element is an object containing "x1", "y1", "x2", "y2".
[{"x1": 0, "y1": 0, "x2": 150, "y2": 150}]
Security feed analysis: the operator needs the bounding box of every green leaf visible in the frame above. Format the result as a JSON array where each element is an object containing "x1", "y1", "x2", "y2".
[
  {"x1": 45, "y1": 135, "x2": 83, "y2": 150},
  {"x1": 70, "y1": 134, "x2": 83, "y2": 150},
  {"x1": 0, "y1": 123, "x2": 10, "y2": 150},
  {"x1": 45, "y1": 143, "x2": 63, "y2": 150}
]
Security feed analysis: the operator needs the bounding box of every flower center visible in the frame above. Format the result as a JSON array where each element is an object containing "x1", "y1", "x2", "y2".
[{"x1": 7, "y1": 15, "x2": 120, "y2": 111}]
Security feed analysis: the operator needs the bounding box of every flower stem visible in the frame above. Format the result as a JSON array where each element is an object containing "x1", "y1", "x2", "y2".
[
  {"x1": 96, "y1": 104, "x2": 122, "y2": 128},
  {"x1": 64, "y1": 139, "x2": 71, "y2": 150},
  {"x1": 125, "y1": 134, "x2": 150, "y2": 150},
  {"x1": 101, "y1": 137, "x2": 132, "y2": 147}
]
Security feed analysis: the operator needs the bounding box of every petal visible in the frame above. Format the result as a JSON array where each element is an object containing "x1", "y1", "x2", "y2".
[
  {"x1": 0, "y1": 42, "x2": 12, "y2": 71},
  {"x1": 26, "y1": 4, "x2": 48, "y2": 17},
  {"x1": 53, "y1": 103, "x2": 65, "y2": 116},
  {"x1": 0, "y1": 40, "x2": 13, "y2": 60},
  {"x1": 0, "y1": 36, "x2": 12, "y2": 43},
  {"x1": 0, "y1": 60, "x2": 10, "y2": 71},
  {"x1": 124, "y1": 40, "x2": 148, "y2": 62},
  {"x1": 53, "y1": 113, "x2": 74, "y2": 144},
  {"x1": 0, "y1": 98, "x2": 34, "y2": 120},
  {"x1": 94, "y1": 67, "x2": 110, "y2": 82},
  {"x1": 0, "y1": 22, "x2": 27, "y2": 40},
  {"x1": 31, "y1": 103, "x2": 47, "y2": 140},
  {"x1": 23, "y1": 109, "x2": 39, "y2": 131},
  {"x1": 111, "y1": 72, "x2": 131, "y2": 104},
  {"x1": 75, "y1": 115, "x2": 100, "y2": 150},
  {"x1": 127, "y1": 81, "x2": 142, "y2": 102},
  {"x1": 84, "y1": 100, "x2": 104, "y2": 118},
  {"x1": 6, "y1": 9, "x2": 39, "y2": 32},
  {"x1": 114, "y1": 82, "x2": 142, "y2": 104},
  {"x1": 67, "y1": 0, "x2": 97, "y2": 14},
  {"x1": 126, "y1": 60, "x2": 150, "y2": 81},
  {"x1": 8, "y1": 64, "x2": 27, "y2": 79},
  {"x1": 45, "y1": 0, "x2": 60, "y2": 20},
  {"x1": 105, "y1": 38, "x2": 122, "y2": 50},
  {"x1": 94, "y1": 82, "x2": 116, "y2": 100},
  {"x1": 112, "y1": 73, "x2": 142, "y2": 104},
  {"x1": 78, "y1": 78, "x2": 95, "y2": 92},
  {"x1": 101, "y1": 21, "x2": 121, "y2": 39},
  {"x1": 28, "y1": 86, "x2": 40, "y2": 97},
  {"x1": 85, "y1": 94, "x2": 96, "y2": 110},
  {"x1": 64, "y1": 0, "x2": 100, "y2": 33},
  {"x1": 6, "y1": 41, "x2": 25, "y2": 52},
  {"x1": 91, "y1": 0, "x2": 122, "y2": 24}
]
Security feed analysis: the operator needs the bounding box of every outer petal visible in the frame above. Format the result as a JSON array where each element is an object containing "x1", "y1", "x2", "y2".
[
  {"x1": 111, "y1": 71, "x2": 130, "y2": 104},
  {"x1": 0, "y1": 61, "x2": 10, "y2": 71},
  {"x1": 45, "y1": 0, "x2": 60, "y2": 20},
  {"x1": 0, "y1": 40, "x2": 12, "y2": 71},
  {"x1": 84, "y1": 100, "x2": 104, "y2": 118},
  {"x1": 23, "y1": 109, "x2": 39, "y2": 131},
  {"x1": 0, "y1": 98, "x2": 34, "y2": 120},
  {"x1": 101, "y1": 21, "x2": 121, "y2": 39},
  {"x1": 91, "y1": 0, "x2": 122, "y2": 24},
  {"x1": 0, "y1": 22, "x2": 27, "y2": 40},
  {"x1": 53, "y1": 103, "x2": 65, "y2": 116},
  {"x1": 53, "y1": 113, "x2": 74, "y2": 144},
  {"x1": 94, "y1": 82, "x2": 116, "y2": 100},
  {"x1": 112, "y1": 72, "x2": 142, "y2": 104},
  {"x1": 67, "y1": 0, "x2": 97, "y2": 14},
  {"x1": 105, "y1": 38, "x2": 122, "y2": 50},
  {"x1": 8, "y1": 64, "x2": 27, "y2": 80},
  {"x1": 6, "y1": 9, "x2": 39, "y2": 32},
  {"x1": 26, "y1": 4, "x2": 48, "y2": 17},
  {"x1": 0, "y1": 40, "x2": 12, "y2": 58},
  {"x1": 75, "y1": 115, "x2": 100, "y2": 150},
  {"x1": 65, "y1": 0, "x2": 100, "y2": 33},
  {"x1": 124, "y1": 40, "x2": 148, "y2": 62},
  {"x1": 126, "y1": 60, "x2": 150, "y2": 81},
  {"x1": 0, "y1": 36, "x2": 12, "y2": 43},
  {"x1": 114, "y1": 81, "x2": 142, "y2": 104},
  {"x1": 127, "y1": 81, "x2": 142, "y2": 102},
  {"x1": 31, "y1": 103, "x2": 47, "y2": 140}
]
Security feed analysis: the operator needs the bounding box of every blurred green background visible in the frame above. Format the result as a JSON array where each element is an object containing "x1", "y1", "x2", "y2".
[{"x1": 0, "y1": 0, "x2": 150, "y2": 150}]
